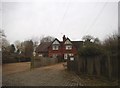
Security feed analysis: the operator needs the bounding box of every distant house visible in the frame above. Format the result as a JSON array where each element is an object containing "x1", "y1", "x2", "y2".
[
  {"x1": 36, "y1": 35, "x2": 83, "y2": 60},
  {"x1": 35, "y1": 42, "x2": 51, "y2": 57}
]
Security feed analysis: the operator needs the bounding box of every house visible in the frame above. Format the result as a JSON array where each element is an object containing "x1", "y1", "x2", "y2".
[
  {"x1": 35, "y1": 42, "x2": 51, "y2": 57},
  {"x1": 36, "y1": 35, "x2": 83, "y2": 60}
]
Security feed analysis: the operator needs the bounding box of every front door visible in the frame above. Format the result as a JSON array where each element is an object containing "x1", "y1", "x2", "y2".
[{"x1": 64, "y1": 54, "x2": 68, "y2": 60}]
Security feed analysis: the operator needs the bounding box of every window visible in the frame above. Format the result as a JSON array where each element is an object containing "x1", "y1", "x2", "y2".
[
  {"x1": 52, "y1": 45, "x2": 59, "y2": 50},
  {"x1": 66, "y1": 45, "x2": 72, "y2": 50},
  {"x1": 39, "y1": 54, "x2": 43, "y2": 57},
  {"x1": 64, "y1": 53, "x2": 73, "y2": 60},
  {"x1": 69, "y1": 53, "x2": 73, "y2": 56},
  {"x1": 70, "y1": 57, "x2": 74, "y2": 61}
]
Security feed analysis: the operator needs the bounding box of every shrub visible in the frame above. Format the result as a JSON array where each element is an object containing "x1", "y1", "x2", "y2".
[{"x1": 79, "y1": 43, "x2": 104, "y2": 57}]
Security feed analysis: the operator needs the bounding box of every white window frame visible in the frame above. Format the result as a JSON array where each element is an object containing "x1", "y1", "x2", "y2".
[
  {"x1": 64, "y1": 53, "x2": 73, "y2": 60},
  {"x1": 39, "y1": 54, "x2": 43, "y2": 57},
  {"x1": 66, "y1": 45, "x2": 72, "y2": 50},
  {"x1": 69, "y1": 53, "x2": 73, "y2": 56},
  {"x1": 70, "y1": 57, "x2": 74, "y2": 61},
  {"x1": 52, "y1": 45, "x2": 59, "y2": 50}
]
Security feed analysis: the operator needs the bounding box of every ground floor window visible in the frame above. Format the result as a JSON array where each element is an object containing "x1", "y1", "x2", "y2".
[
  {"x1": 69, "y1": 53, "x2": 73, "y2": 56},
  {"x1": 38, "y1": 54, "x2": 43, "y2": 57},
  {"x1": 64, "y1": 53, "x2": 74, "y2": 60}
]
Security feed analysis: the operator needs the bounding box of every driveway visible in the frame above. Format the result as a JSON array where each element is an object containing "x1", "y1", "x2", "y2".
[
  {"x1": 2, "y1": 62, "x2": 84, "y2": 86},
  {"x1": 2, "y1": 62, "x2": 30, "y2": 75}
]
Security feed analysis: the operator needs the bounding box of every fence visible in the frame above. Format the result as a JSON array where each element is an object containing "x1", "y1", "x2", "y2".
[
  {"x1": 67, "y1": 55, "x2": 118, "y2": 80},
  {"x1": 31, "y1": 56, "x2": 59, "y2": 68}
]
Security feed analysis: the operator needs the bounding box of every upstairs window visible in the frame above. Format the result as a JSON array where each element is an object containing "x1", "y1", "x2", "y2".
[
  {"x1": 66, "y1": 45, "x2": 72, "y2": 50},
  {"x1": 52, "y1": 45, "x2": 59, "y2": 50}
]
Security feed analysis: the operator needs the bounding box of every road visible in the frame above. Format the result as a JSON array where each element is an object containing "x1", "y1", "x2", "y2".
[{"x1": 2, "y1": 62, "x2": 84, "y2": 86}]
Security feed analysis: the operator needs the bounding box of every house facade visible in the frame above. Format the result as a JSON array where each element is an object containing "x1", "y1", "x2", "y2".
[{"x1": 36, "y1": 35, "x2": 83, "y2": 60}]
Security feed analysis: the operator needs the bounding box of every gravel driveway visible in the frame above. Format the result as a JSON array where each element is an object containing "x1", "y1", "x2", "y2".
[
  {"x1": 2, "y1": 62, "x2": 117, "y2": 86},
  {"x1": 2, "y1": 62, "x2": 84, "y2": 86}
]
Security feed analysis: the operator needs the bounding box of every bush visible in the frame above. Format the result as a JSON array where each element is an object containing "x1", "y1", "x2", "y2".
[
  {"x1": 79, "y1": 43, "x2": 104, "y2": 57},
  {"x1": 103, "y1": 34, "x2": 118, "y2": 56}
]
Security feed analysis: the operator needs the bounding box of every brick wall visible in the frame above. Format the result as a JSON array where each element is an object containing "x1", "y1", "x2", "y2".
[{"x1": 48, "y1": 45, "x2": 77, "y2": 57}]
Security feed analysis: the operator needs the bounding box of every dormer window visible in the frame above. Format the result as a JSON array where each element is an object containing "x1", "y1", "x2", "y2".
[
  {"x1": 52, "y1": 45, "x2": 59, "y2": 50},
  {"x1": 52, "y1": 39, "x2": 60, "y2": 50},
  {"x1": 66, "y1": 45, "x2": 72, "y2": 50}
]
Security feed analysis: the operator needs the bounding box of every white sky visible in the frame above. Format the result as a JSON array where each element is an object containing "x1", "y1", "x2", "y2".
[{"x1": 1, "y1": 0, "x2": 118, "y2": 43}]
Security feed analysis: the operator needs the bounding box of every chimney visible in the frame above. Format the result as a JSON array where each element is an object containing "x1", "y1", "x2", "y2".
[{"x1": 63, "y1": 35, "x2": 66, "y2": 42}]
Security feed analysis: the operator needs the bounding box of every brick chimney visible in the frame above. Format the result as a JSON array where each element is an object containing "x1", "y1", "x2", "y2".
[{"x1": 63, "y1": 35, "x2": 66, "y2": 42}]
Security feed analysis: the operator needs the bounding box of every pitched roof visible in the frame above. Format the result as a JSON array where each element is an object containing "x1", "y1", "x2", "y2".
[
  {"x1": 51, "y1": 38, "x2": 61, "y2": 44},
  {"x1": 63, "y1": 37, "x2": 83, "y2": 49},
  {"x1": 36, "y1": 42, "x2": 52, "y2": 53},
  {"x1": 36, "y1": 38, "x2": 83, "y2": 53}
]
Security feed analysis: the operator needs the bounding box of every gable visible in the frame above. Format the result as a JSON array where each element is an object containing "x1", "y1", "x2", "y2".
[
  {"x1": 52, "y1": 40, "x2": 60, "y2": 45},
  {"x1": 64, "y1": 39, "x2": 72, "y2": 44}
]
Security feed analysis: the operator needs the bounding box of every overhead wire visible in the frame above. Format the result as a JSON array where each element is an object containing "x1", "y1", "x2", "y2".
[
  {"x1": 84, "y1": 1, "x2": 108, "y2": 34},
  {"x1": 57, "y1": 0, "x2": 70, "y2": 32}
]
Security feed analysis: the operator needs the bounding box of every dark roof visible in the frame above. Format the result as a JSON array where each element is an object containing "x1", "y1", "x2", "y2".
[
  {"x1": 51, "y1": 38, "x2": 61, "y2": 44},
  {"x1": 63, "y1": 37, "x2": 83, "y2": 49},
  {"x1": 61, "y1": 40, "x2": 83, "y2": 50},
  {"x1": 36, "y1": 42, "x2": 52, "y2": 53},
  {"x1": 72, "y1": 41, "x2": 83, "y2": 50}
]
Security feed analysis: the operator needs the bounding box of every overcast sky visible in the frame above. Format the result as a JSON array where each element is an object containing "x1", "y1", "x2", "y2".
[{"x1": 1, "y1": 0, "x2": 118, "y2": 43}]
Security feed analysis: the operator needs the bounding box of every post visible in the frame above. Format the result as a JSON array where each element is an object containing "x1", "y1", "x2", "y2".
[
  {"x1": 31, "y1": 52, "x2": 36, "y2": 69},
  {"x1": 87, "y1": 57, "x2": 94, "y2": 75},
  {"x1": 94, "y1": 56, "x2": 101, "y2": 76}
]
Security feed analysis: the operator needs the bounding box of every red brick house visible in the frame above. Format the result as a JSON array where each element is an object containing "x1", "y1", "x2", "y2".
[{"x1": 36, "y1": 35, "x2": 83, "y2": 60}]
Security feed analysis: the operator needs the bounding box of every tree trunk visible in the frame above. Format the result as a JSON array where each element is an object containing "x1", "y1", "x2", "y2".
[{"x1": 31, "y1": 56, "x2": 34, "y2": 69}]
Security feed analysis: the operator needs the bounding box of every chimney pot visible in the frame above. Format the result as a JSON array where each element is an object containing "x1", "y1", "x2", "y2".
[{"x1": 63, "y1": 35, "x2": 66, "y2": 42}]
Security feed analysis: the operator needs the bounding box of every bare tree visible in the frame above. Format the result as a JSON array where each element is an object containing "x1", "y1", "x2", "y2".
[
  {"x1": 14, "y1": 40, "x2": 21, "y2": 49},
  {"x1": 9, "y1": 44, "x2": 15, "y2": 53},
  {"x1": 0, "y1": 29, "x2": 6, "y2": 38},
  {"x1": 31, "y1": 36, "x2": 40, "y2": 51},
  {"x1": 82, "y1": 35, "x2": 94, "y2": 42},
  {"x1": 40, "y1": 36, "x2": 55, "y2": 43},
  {"x1": 24, "y1": 40, "x2": 34, "y2": 58},
  {"x1": 103, "y1": 33, "x2": 118, "y2": 55},
  {"x1": 0, "y1": 30, "x2": 10, "y2": 50},
  {"x1": 94, "y1": 38, "x2": 101, "y2": 44}
]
